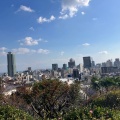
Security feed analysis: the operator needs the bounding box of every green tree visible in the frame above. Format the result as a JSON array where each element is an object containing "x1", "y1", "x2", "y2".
[
  {"x1": 100, "y1": 77, "x2": 115, "y2": 92},
  {"x1": 91, "y1": 77, "x2": 101, "y2": 92},
  {"x1": 30, "y1": 79, "x2": 80, "y2": 119}
]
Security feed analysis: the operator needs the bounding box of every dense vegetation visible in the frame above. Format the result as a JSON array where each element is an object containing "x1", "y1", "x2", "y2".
[
  {"x1": 0, "y1": 77, "x2": 120, "y2": 119},
  {"x1": 64, "y1": 90, "x2": 120, "y2": 120},
  {"x1": 0, "y1": 105, "x2": 33, "y2": 120}
]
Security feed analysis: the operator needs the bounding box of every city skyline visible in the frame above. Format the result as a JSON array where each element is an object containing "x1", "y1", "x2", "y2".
[{"x1": 0, "y1": 0, "x2": 120, "y2": 72}]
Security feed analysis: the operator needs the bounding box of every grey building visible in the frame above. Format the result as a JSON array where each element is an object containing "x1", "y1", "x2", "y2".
[
  {"x1": 63, "y1": 64, "x2": 67, "y2": 70},
  {"x1": 114, "y1": 58, "x2": 120, "y2": 68},
  {"x1": 102, "y1": 62, "x2": 106, "y2": 67},
  {"x1": 91, "y1": 61, "x2": 95, "y2": 67},
  {"x1": 7, "y1": 52, "x2": 16, "y2": 77},
  {"x1": 73, "y1": 69, "x2": 79, "y2": 79},
  {"x1": 101, "y1": 67, "x2": 118, "y2": 74},
  {"x1": 83, "y1": 56, "x2": 92, "y2": 69},
  {"x1": 68, "y1": 58, "x2": 75, "y2": 68},
  {"x1": 52, "y1": 64, "x2": 58, "y2": 71}
]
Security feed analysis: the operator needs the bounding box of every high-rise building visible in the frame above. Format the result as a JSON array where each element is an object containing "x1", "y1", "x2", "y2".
[
  {"x1": 68, "y1": 58, "x2": 75, "y2": 68},
  {"x1": 7, "y1": 52, "x2": 16, "y2": 77},
  {"x1": 101, "y1": 67, "x2": 118, "y2": 74},
  {"x1": 102, "y1": 62, "x2": 106, "y2": 67},
  {"x1": 73, "y1": 69, "x2": 79, "y2": 79},
  {"x1": 52, "y1": 64, "x2": 58, "y2": 71},
  {"x1": 106, "y1": 59, "x2": 113, "y2": 67},
  {"x1": 77, "y1": 64, "x2": 83, "y2": 72},
  {"x1": 28, "y1": 67, "x2": 32, "y2": 71},
  {"x1": 96, "y1": 63, "x2": 102, "y2": 68},
  {"x1": 63, "y1": 64, "x2": 67, "y2": 70},
  {"x1": 83, "y1": 56, "x2": 92, "y2": 69},
  {"x1": 114, "y1": 58, "x2": 120, "y2": 68},
  {"x1": 91, "y1": 61, "x2": 95, "y2": 67}
]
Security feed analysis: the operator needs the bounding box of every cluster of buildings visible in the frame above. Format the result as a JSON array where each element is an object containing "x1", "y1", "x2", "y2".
[
  {"x1": 51, "y1": 57, "x2": 93, "y2": 79},
  {"x1": 1, "y1": 52, "x2": 120, "y2": 97},
  {"x1": 4, "y1": 52, "x2": 120, "y2": 80}
]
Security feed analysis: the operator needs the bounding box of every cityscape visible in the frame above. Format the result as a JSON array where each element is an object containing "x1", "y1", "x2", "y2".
[
  {"x1": 0, "y1": 51, "x2": 120, "y2": 119},
  {"x1": 1, "y1": 51, "x2": 120, "y2": 95},
  {"x1": 0, "y1": 0, "x2": 120, "y2": 119}
]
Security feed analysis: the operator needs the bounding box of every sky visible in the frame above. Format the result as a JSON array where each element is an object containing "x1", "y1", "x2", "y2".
[{"x1": 0, "y1": 0, "x2": 120, "y2": 72}]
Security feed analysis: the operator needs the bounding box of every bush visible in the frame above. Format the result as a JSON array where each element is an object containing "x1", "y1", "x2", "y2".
[
  {"x1": 91, "y1": 90, "x2": 120, "y2": 109},
  {"x1": 0, "y1": 105, "x2": 34, "y2": 120},
  {"x1": 64, "y1": 107, "x2": 120, "y2": 120}
]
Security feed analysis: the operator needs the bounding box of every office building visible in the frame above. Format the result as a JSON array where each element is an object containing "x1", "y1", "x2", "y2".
[
  {"x1": 52, "y1": 64, "x2": 58, "y2": 71},
  {"x1": 114, "y1": 58, "x2": 120, "y2": 68},
  {"x1": 7, "y1": 52, "x2": 16, "y2": 77},
  {"x1": 102, "y1": 62, "x2": 106, "y2": 67},
  {"x1": 83, "y1": 56, "x2": 92, "y2": 69},
  {"x1": 77, "y1": 64, "x2": 83, "y2": 72},
  {"x1": 28, "y1": 67, "x2": 32, "y2": 71},
  {"x1": 106, "y1": 59, "x2": 113, "y2": 67},
  {"x1": 101, "y1": 67, "x2": 118, "y2": 74},
  {"x1": 73, "y1": 69, "x2": 79, "y2": 79},
  {"x1": 63, "y1": 64, "x2": 67, "y2": 70},
  {"x1": 68, "y1": 58, "x2": 75, "y2": 68},
  {"x1": 91, "y1": 61, "x2": 95, "y2": 67}
]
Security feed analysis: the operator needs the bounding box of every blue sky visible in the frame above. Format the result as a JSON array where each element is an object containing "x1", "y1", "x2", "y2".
[{"x1": 0, "y1": 0, "x2": 120, "y2": 72}]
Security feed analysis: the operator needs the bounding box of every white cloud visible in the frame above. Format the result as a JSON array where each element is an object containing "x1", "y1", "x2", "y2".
[
  {"x1": 31, "y1": 49, "x2": 37, "y2": 53},
  {"x1": 20, "y1": 37, "x2": 40, "y2": 46},
  {"x1": 82, "y1": 43, "x2": 90, "y2": 46},
  {"x1": 50, "y1": 15, "x2": 56, "y2": 21},
  {"x1": 19, "y1": 5, "x2": 34, "y2": 12},
  {"x1": 37, "y1": 49, "x2": 50, "y2": 54},
  {"x1": 59, "y1": 14, "x2": 69, "y2": 19},
  {"x1": 37, "y1": 15, "x2": 55, "y2": 24},
  {"x1": 60, "y1": 0, "x2": 91, "y2": 18},
  {"x1": 60, "y1": 51, "x2": 65, "y2": 56},
  {"x1": 29, "y1": 27, "x2": 35, "y2": 31},
  {"x1": 40, "y1": 40, "x2": 48, "y2": 43},
  {"x1": 12, "y1": 48, "x2": 30, "y2": 54},
  {"x1": 0, "y1": 51, "x2": 7, "y2": 56},
  {"x1": 12, "y1": 48, "x2": 50, "y2": 55},
  {"x1": 81, "y1": 11, "x2": 85, "y2": 15},
  {"x1": 0, "y1": 47, "x2": 7, "y2": 56},
  {"x1": 99, "y1": 51, "x2": 108, "y2": 55},
  {"x1": 0, "y1": 47, "x2": 7, "y2": 51},
  {"x1": 19, "y1": 37, "x2": 48, "y2": 46}
]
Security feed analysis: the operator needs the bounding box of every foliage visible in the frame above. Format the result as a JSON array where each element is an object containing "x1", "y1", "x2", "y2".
[
  {"x1": 3, "y1": 77, "x2": 120, "y2": 120},
  {"x1": 30, "y1": 79, "x2": 81, "y2": 119},
  {"x1": 91, "y1": 77, "x2": 100, "y2": 91},
  {"x1": 64, "y1": 106, "x2": 120, "y2": 120},
  {"x1": 0, "y1": 105, "x2": 34, "y2": 120},
  {"x1": 91, "y1": 90, "x2": 120, "y2": 109},
  {"x1": 91, "y1": 76, "x2": 120, "y2": 94},
  {"x1": 64, "y1": 88, "x2": 120, "y2": 120}
]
